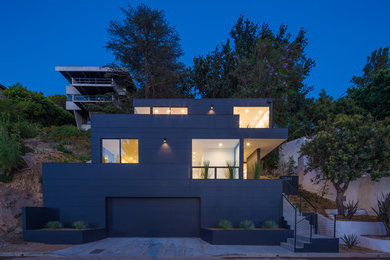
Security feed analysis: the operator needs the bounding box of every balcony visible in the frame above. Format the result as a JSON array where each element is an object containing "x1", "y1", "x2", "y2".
[
  {"x1": 71, "y1": 78, "x2": 115, "y2": 86},
  {"x1": 67, "y1": 94, "x2": 114, "y2": 103}
]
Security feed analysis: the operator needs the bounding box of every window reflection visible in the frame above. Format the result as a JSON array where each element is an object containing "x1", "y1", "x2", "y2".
[
  {"x1": 102, "y1": 139, "x2": 139, "y2": 163},
  {"x1": 121, "y1": 139, "x2": 139, "y2": 163},
  {"x1": 102, "y1": 139, "x2": 120, "y2": 163}
]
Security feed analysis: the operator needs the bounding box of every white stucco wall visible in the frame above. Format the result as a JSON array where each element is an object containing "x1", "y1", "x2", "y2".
[{"x1": 279, "y1": 138, "x2": 390, "y2": 214}]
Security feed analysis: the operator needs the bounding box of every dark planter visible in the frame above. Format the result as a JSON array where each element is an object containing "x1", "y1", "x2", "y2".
[
  {"x1": 200, "y1": 228, "x2": 293, "y2": 245},
  {"x1": 23, "y1": 228, "x2": 106, "y2": 244}
]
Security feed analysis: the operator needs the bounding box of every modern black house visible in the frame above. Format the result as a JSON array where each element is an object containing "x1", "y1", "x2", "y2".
[{"x1": 23, "y1": 98, "x2": 338, "y2": 252}]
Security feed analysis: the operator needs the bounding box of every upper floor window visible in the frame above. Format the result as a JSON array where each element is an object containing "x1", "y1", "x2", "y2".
[
  {"x1": 102, "y1": 139, "x2": 139, "y2": 163},
  {"x1": 233, "y1": 107, "x2": 270, "y2": 128},
  {"x1": 134, "y1": 107, "x2": 150, "y2": 114},
  {"x1": 153, "y1": 107, "x2": 188, "y2": 115}
]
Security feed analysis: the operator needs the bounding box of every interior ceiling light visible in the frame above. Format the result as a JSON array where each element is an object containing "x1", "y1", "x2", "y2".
[
  {"x1": 181, "y1": 109, "x2": 185, "y2": 113},
  {"x1": 258, "y1": 110, "x2": 263, "y2": 114},
  {"x1": 155, "y1": 109, "x2": 159, "y2": 113},
  {"x1": 219, "y1": 143, "x2": 223, "y2": 147},
  {"x1": 245, "y1": 109, "x2": 249, "y2": 113},
  {"x1": 254, "y1": 116, "x2": 258, "y2": 120},
  {"x1": 246, "y1": 142, "x2": 250, "y2": 146}
]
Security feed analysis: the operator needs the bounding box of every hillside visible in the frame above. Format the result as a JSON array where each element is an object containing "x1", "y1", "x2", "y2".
[{"x1": 0, "y1": 127, "x2": 90, "y2": 243}]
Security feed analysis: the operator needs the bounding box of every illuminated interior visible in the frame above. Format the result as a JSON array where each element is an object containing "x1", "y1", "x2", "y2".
[
  {"x1": 153, "y1": 107, "x2": 188, "y2": 115},
  {"x1": 121, "y1": 139, "x2": 139, "y2": 163},
  {"x1": 102, "y1": 139, "x2": 139, "y2": 163},
  {"x1": 243, "y1": 138, "x2": 285, "y2": 179},
  {"x1": 102, "y1": 139, "x2": 120, "y2": 163},
  {"x1": 134, "y1": 107, "x2": 150, "y2": 114},
  {"x1": 233, "y1": 107, "x2": 270, "y2": 128},
  {"x1": 192, "y1": 139, "x2": 239, "y2": 179}
]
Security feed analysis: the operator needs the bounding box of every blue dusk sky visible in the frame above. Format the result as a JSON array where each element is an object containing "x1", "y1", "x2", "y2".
[{"x1": 0, "y1": 0, "x2": 389, "y2": 98}]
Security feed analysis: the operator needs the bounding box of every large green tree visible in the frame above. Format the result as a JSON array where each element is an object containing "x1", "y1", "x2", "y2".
[
  {"x1": 348, "y1": 47, "x2": 390, "y2": 120},
  {"x1": 190, "y1": 16, "x2": 315, "y2": 131},
  {"x1": 300, "y1": 114, "x2": 390, "y2": 215},
  {"x1": 106, "y1": 4, "x2": 187, "y2": 98}
]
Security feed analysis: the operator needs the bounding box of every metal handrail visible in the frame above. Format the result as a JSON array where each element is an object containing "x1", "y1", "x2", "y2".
[
  {"x1": 69, "y1": 94, "x2": 113, "y2": 102},
  {"x1": 282, "y1": 194, "x2": 297, "y2": 249},
  {"x1": 191, "y1": 166, "x2": 239, "y2": 179},
  {"x1": 71, "y1": 78, "x2": 114, "y2": 85},
  {"x1": 283, "y1": 180, "x2": 317, "y2": 214}
]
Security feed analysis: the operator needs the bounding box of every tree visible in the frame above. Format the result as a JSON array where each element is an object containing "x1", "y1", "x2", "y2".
[
  {"x1": 300, "y1": 114, "x2": 390, "y2": 215},
  {"x1": 351, "y1": 47, "x2": 389, "y2": 88},
  {"x1": 189, "y1": 16, "x2": 315, "y2": 131},
  {"x1": 3, "y1": 84, "x2": 74, "y2": 126},
  {"x1": 348, "y1": 69, "x2": 390, "y2": 120},
  {"x1": 106, "y1": 4, "x2": 186, "y2": 98}
]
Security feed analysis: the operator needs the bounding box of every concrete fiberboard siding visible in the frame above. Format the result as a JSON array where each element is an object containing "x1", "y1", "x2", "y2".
[{"x1": 43, "y1": 163, "x2": 283, "y2": 233}]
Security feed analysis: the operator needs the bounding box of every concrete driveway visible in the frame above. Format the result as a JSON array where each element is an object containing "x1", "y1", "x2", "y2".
[{"x1": 51, "y1": 237, "x2": 290, "y2": 258}]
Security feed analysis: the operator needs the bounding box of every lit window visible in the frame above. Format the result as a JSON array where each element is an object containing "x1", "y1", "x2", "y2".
[
  {"x1": 170, "y1": 107, "x2": 188, "y2": 114},
  {"x1": 192, "y1": 139, "x2": 240, "y2": 179},
  {"x1": 233, "y1": 107, "x2": 270, "y2": 128},
  {"x1": 134, "y1": 107, "x2": 150, "y2": 114},
  {"x1": 102, "y1": 139, "x2": 139, "y2": 163},
  {"x1": 152, "y1": 107, "x2": 188, "y2": 115},
  {"x1": 121, "y1": 139, "x2": 139, "y2": 163},
  {"x1": 102, "y1": 139, "x2": 120, "y2": 163}
]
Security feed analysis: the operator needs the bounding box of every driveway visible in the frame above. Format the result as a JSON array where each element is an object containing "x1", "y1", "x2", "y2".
[{"x1": 51, "y1": 237, "x2": 291, "y2": 258}]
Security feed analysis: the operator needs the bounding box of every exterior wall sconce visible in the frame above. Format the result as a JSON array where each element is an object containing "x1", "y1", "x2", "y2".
[
  {"x1": 210, "y1": 105, "x2": 214, "y2": 110},
  {"x1": 163, "y1": 138, "x2": 167, "y2": 143}
]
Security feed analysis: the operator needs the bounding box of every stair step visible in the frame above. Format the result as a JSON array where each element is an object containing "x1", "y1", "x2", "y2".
[{"x1": 286, "y1": 238, "x2": 306, "y2": 248}]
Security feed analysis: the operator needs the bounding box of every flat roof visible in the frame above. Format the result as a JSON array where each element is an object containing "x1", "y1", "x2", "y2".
[{"x1": 55, "y1": 66, "x2": 113, "y2": 83}]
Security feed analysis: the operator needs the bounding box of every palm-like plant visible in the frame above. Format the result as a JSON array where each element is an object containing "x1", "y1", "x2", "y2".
[
  {"x1": 226, "y1": 161, "x2": 235, "y2": 179},
  {"x1": 252, "y1": 161, "x2": 263, "y2": 179},
  {"x1": 201, "y1": 160, "x2": 210, "y2": 179},
  {"x1": 372, "y1": 193, "x2": 390, "y2": 236}
]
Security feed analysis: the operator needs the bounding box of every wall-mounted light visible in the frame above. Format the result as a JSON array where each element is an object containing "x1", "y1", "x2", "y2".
[
  {"x1": 163, "y1": 138, "x2": 167, "y2": 143},
  {"x1": 210, "y1": 105, "x2": 214, "y2": 110}
]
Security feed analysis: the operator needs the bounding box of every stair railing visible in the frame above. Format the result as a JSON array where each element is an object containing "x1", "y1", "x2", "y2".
[
  {"x1": 283, "y1": 180, "x2": 318, "y2": 235},
  {"x1": 282, "y1": 193, "x2": 298, "y2": 249}
]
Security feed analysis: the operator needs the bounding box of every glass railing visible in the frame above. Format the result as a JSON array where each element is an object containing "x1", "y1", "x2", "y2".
[
  {"x1": 69, "y1": 94, "x2": 113, "y2": 102},
  {"x1": 72, "y1": 78, "x2": 114, "y2": 85}
]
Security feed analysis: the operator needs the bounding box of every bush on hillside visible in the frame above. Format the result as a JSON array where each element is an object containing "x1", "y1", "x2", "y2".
[
  {"x1": 3, "y1": 83, "x2": 74, "y2": 126},
  {"x1": 46, "y1": 125, "x2": 90, "y2": 141}
]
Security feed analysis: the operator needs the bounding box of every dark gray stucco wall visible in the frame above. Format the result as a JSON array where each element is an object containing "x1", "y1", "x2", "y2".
[{"x1": 43, "y1": 163, "x2": 283, "y2": 230}]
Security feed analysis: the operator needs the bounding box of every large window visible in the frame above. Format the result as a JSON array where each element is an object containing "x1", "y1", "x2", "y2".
[
  {"x1": 153, "y1": 107, "x2": 188, "y2": 115},
  {"x1": 102, "y1": 139, "x2": 139, "y2": 163},
  {"x1": 192, "y1": 139, "x2": 239, "y2": 179},
  {"x1": 233, "y1": 107, "x2": 270, "y2": 128}
]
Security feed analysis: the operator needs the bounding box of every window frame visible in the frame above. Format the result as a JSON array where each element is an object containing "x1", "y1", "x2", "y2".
[
  {"x1": 101, "y1": 138, "x2": 139, "y2": 164},
  {"x1": 152, "y1": 106, "x2": 188, "y2": 115}
]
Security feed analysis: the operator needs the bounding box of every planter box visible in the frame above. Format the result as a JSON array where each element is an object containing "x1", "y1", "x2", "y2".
[
  {"x1": 200, "y1": 228, "x2": 293, "y2": 245},
  {"x1": 23, "y1": 228, "x2": 106, "y2": 244},
  {"x1": 359, "y1": 235, "x2": 390, "y2": 253}
]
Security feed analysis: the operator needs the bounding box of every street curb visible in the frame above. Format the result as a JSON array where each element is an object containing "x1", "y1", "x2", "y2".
[{"x1": 221, "y1": 252, "x2": 390, "y2": 259}]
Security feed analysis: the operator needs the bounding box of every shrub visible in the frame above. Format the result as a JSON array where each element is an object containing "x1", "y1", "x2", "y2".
[
  {"x1": 261, "y1": 220, "x2": 279, "y2": 229},
  {"x1": 0, "y1": 129, "x2": 22, "y2": 178},
  {"x1": 201, "y1": 160, "x2": 210, "y2": 179},
  {"x1": 218, "y1": 219, "x2": 232, "y2": 229},
  {"x1": 3, "y1": 84, "x2": 74, "y2": 126},
  {"x1": 341, "y1": 234, "x2": 359, "y2": 248},
  {"x1": 372, "y1": 192, "x2": 390, "y2": 236},
  {"x1": 252, "y1": 161, "x2": 263, "y2": 179},
  {"x1": 239, "y1": 220, "x2": 255, "y2": 230},
  {"x1": 345, "y1": 200, "x2": 359, "y2": 219},
  {"x1": 56, "y1": 142, "x2": 72, "y2": 154},
  {"x1": 45, "y1": 221, "x2": 63, "y2": 229},
  {"x1": 47, "y1": 125, "x2": 89, "y2": 140},
  {"x1": 226, "y1": 161, "x2": 235, "y2": 179},
  {"x1": 72, "y1": 221, "x2": 87, "y2": 229}
]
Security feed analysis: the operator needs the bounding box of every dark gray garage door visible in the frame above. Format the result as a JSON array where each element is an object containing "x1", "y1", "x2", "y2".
[{"x1": 106, "y1": 197, "x2": 200, "y2": 237}]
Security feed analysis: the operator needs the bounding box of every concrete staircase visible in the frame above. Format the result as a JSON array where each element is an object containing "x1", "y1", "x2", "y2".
[{"x1": 281, "y1": 195, "x2": 339, "y2": 252}]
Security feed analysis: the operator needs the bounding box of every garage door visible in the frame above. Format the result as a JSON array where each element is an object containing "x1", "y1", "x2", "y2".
[{"x1": 106, "y1": 197, "x2": 200, "y2": 237}]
